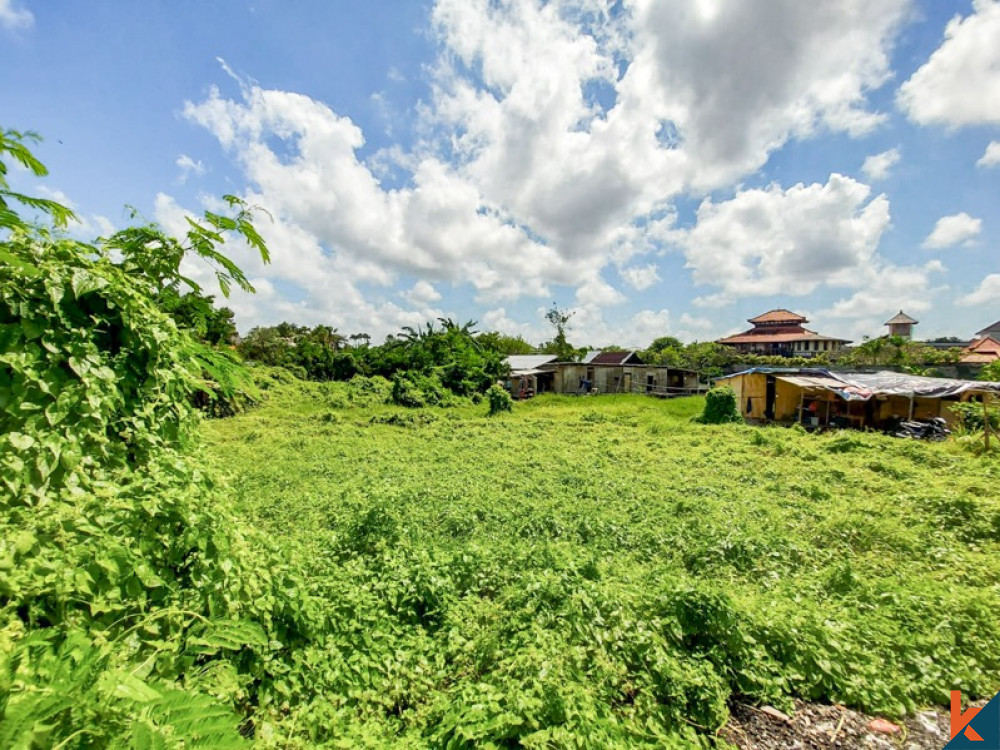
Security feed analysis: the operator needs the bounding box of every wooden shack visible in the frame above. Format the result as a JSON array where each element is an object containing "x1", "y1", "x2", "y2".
[{"x1": 551, "y1": 362, "x2": 698, "y2": 396}]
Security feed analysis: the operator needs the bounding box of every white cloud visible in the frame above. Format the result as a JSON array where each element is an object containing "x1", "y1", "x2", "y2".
[
  {"x1": 622, "y1": 0, "x2": 908, "y2": 190},
  {"x1": 922, "y1": 212, "x2": 982, "y2": 249},
  {"x1": 818, "y1": 260, "x2": 946, "y2": 341},
  {"x1": 680, "y1": 173, "x2": 891, "y2": 300},
  {"x1": 401, "y1": 280, "x2": 442, "y2": 306},
  {"x1": 182, "y1": 83, "x2": 576, "y2": 309},
  {"x1": 898, "y1": 0, "x2": 1000, "y2": 127},
  {"x1": 823, "y1": 260, "x2": 945, "y2": 319},
  {"x1": 175, "y1": 154, "x2": 206, "y2": 182},
  {"x1": 178, "y1": 2, "x2": 915, "y2": 338},
  {"x1": 861, "y1": 147, "x2": 901, "y2": 180},
  {"x1": 482, "y1": 306, "x2": 548, "y2": 344},
  {"x1": 0, "y1": 0, "x2": 32, "y2": 30},
  {"x1": 36, "y1": 185, "x2": 115, "y2": 238},
  {"x1": 619, "y1": 263, "x2": 660, "y2": 290},
  {"x1": 977, "y1": 141, "x2": 1000, "y2": 167},
  {"x1": 957, "y1": 274, "x2": 1000, "y2": 306}
]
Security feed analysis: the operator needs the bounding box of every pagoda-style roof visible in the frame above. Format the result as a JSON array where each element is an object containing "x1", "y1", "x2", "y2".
[
  {"x1": 961, "y1": 336, "x2": 1000, "y2": 364},
  {"x1": 718, "y1": 330, "x2": 850, "y2": 345},
  {"x1": 885, "y1": 310, "x2": 918, "y2": 325},
  {"x1": 748, "y1": 309, "x2": 808, "y2": 325}
]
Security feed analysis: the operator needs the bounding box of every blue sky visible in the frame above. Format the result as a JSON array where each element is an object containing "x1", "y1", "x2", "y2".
[{"x1": 2, "y1": 0, "x2": 999, "y2": 346}]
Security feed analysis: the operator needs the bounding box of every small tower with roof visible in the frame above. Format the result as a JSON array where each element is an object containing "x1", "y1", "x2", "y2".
[{"x1": 885, "y1": 311, "x2": 918, "y2": 340}]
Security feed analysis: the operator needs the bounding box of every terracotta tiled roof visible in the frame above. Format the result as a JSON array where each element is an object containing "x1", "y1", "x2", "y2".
[
  {"x1": 718, "y1": 332, "x2": 850, "y2": 345},
  {"x1": 960, "y1": 336, "x2": 1000, "y2": 363},
  {"x1": 747, "y1": 309, "x2": 808, "y2": 324},
  {"x1": 961, "y1": 353, "x2": 999, "y2": 363}
]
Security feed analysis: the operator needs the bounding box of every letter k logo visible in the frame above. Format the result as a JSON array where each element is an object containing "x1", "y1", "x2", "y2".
[{"x1": 953, "y1": 691, "x2": 984, "y2": 742}]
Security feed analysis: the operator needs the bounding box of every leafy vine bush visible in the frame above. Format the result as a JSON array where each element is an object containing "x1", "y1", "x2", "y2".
[
  {"x1": 695, "y1": 386, "x2": 742, "y2": 424},
  {"x1": 391, "y1": 371, "x2": 450, "y2": 408},
  {"x1": 486, "y1": 383, "x2": 513, "y2": 415},
  {"x1": 949, "y1": 401, "x2": 1000, "y2": 433},
  {"x1": 0, "y1": 131, "x2": 318, "y2": 747}
]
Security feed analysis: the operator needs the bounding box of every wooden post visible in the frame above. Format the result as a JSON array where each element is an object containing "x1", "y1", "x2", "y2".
[
  {"x1": 825, "y1": 398, "x2": 831, "y2": 426},
  {"x1": 986, "y1": 393, "x2": 992, "y2": 452},
  {"x1": 908, "y1": 393, "x2": 915, "y2": 421},
  {"x1": 798, "y1": 390, "x2": 805, "y2": 424}
]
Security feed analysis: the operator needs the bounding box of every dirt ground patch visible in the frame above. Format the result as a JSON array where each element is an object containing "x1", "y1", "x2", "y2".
[{"x1": 721, "y1": 700, "x2": 963, "y2": 749}]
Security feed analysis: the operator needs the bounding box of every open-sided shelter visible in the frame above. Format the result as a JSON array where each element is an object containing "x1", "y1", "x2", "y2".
[
  {"x1": 715, "y1": 368, "x2": 1000, "y2": 429},
  {"x1": 504, "y1": 354, "x2": 559, "y2": 398}
]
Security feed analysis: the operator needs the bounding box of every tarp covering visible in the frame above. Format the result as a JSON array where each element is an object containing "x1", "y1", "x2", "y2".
[
  {"x1": 719, "y1": 368, "x2": 1000, "y2": 400},
  {"x1": 774, "y1": 374, "x2": 869, "y2": 401}
]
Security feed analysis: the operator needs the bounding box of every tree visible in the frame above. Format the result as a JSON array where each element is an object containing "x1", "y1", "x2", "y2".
[
  {"x1": 0, "y1": 128, "x2": 76, "y2": 229},
  {"x1": 648, "y1": 336, "x2": 683, "y2": 353},
  {"x1": 541, "y1": 304, "x2": 578, "y2": 362},
  {"x1": 477, "y1": 331, "x2": 536, "y2": 356}
]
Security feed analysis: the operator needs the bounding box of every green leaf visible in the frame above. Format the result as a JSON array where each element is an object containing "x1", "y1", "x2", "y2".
[
  {"x1": 189, "y1": 619, "x2": 268, "y2": 652},
  {"x1": 7, "y1": 432, "x2": 35, "y2": 450},
  {"x1": 113, "y1": 673, "x2": 163, "y2": 703}
]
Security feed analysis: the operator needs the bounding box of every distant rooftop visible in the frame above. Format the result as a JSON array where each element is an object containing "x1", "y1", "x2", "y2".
[
  {"x1": 588, "y1": 350, "x2": 644, "y2": 366},
  {"x1": 506, "y1": 354, "x2": 558, "y2": 373},
  {"x1": 961, "y1": 336, "x2": 1000, "y2": 364},
  {"x1": 885, "y1": 310, "x2": 918, "y2": 325},
  {"x1": 748, "y1": 309, "x2": 808, "y2": 325},
  {"x1": 976, "y1": 320, "x2": 1000, "y2": 338}
]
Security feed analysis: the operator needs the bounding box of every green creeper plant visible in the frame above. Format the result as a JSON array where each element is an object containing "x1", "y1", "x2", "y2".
[
  {"x1": 695, "y1": 386, "x2": 742, "y2": 424},
  {"x1": 0, "y1": 129, "x2": 316, "y2": 747}
]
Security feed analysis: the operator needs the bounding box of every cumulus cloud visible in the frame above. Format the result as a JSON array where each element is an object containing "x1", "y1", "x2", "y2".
[
  {"x1": 822, "y1": 260, "x2": 945, "y2": 319},
  {"x1": 175, "y1": 154, "x2": 206, "y2": 182},
  {"x1": 922, "y1": 212, "x2": 982, "y2": 249},
  {"x1": 0, "y1": 0, "x2": 32, "y2": 30},
  {"x1": 401, "y1": 280, "x2": 442, "y2": 306},
  {"x1": 957, "y1": 274, "x2": 1000, "y2": 306},
  {"x1": 619, "y1": 263, "x2": 660, "y2": 290},
  {"x1": 182, "y1": 83, "x2": 575, "y2": 307},
  {"x1": 898, "y1": 0, "x2": 1000, "y2": 127},
  {"x1": 482, "y1": 307, "x2": 548, "y2": 344},
  {"x1": 861, "y1": 148, "x2": 901, "y2": 180},
  {"x1": 623, "y1": 0, "x2": 908, "y2": 189},
  {"x1": 176, "y1": 1, "x2": 915, "y2": 337},
  {"x1": 680, "y1": 173, "x2": 891, "y2": 300},
  {"x1": 816, "y1": 260, "x2": 946, "y2": 341},
  {"x1": 977, "y1": 141, "x2": 1000, "y2": 167}
]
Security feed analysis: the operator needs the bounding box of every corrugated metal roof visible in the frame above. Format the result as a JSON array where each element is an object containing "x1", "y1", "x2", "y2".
[
  {"x1": 506, "y1": 354, "x2": 558, "y2": 372},
  {"x1": 589, "y1": 350, "x2": 644, "y2": 365},
  {"x1": 718, "y1": 367, "x2": 1000, "y2": 399},
  {"x1": 580, "y1": 350, "x2": 602, "y2": 364}
]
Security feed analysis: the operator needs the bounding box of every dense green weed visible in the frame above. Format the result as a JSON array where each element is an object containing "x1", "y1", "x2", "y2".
[{"x1": 202, "y1": 383, "x2": 1000, "y2": 746}]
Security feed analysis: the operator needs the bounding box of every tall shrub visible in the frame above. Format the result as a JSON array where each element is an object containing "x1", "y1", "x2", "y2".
[
  {"x1": 696, "y1": 386, "x2": 742, "y2": 424},
  {"x1": 0, "y1": 130, "x2": 315, "y2": 747}
]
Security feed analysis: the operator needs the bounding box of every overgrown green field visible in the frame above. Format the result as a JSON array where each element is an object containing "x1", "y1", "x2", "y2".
[{"x1": 203, "y1": 374, "x2": 1000, "y2": 747}]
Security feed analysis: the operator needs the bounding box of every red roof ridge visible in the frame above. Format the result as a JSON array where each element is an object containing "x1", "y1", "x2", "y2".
[{"x1": 747, "y1": 308, "x2": 808, "y2": 324}]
